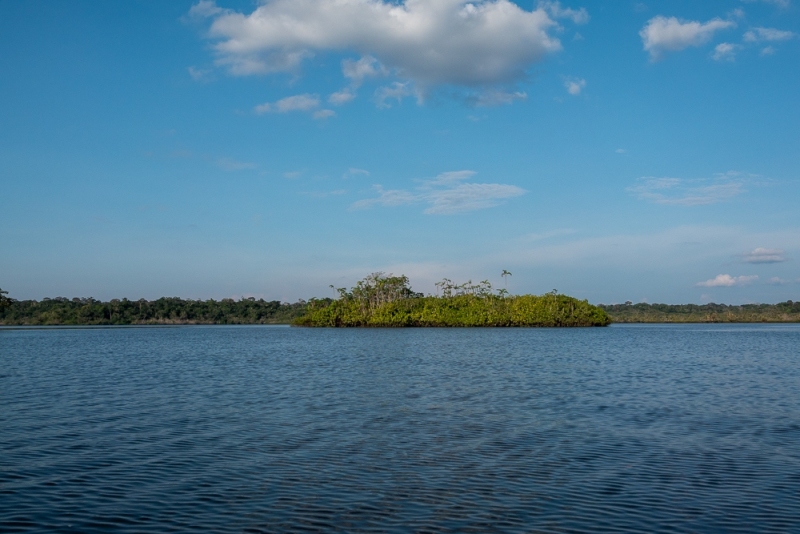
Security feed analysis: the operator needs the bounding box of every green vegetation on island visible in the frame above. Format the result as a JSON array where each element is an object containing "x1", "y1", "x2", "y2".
[
  {"x1": 3, "y1": 282, "x2": 797, "y2": 326},
  {"x1": 294, "y1": 273, "x2": 611, "y2": 327},
  {"x1": 600, "y1": 301, "x2": 800, "y2": 323}
]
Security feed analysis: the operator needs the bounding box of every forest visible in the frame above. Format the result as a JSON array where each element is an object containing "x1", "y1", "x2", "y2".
[
  {"x1": 599, "y1": 301, "x2": 800, "y2": 323},
  {"x1": 2, "y1": 282, "x2": 798, "y2": 326},
  {"x1": 0, "y1": 290, "x2": 306, "y2": 325}
]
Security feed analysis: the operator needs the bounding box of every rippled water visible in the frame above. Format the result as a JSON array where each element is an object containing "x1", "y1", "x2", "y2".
[{"x1": 2, "y1": 324, "x2": 799, "y2": 533}]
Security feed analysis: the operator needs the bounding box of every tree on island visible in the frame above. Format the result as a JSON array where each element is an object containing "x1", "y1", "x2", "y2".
[
  {"x1": 501, "y1": 270, "x2": 512, "y2": 291},
  {"x1": 0, "y1": 288, "x2": 10, "y2": 310}
]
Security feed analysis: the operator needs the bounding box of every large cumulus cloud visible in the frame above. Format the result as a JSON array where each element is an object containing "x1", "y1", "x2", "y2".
[{"x1": 190, "y1": 0, "x2": 582, "y2": 88}]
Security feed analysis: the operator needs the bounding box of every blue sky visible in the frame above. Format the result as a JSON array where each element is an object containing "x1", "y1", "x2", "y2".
[{"x1": 1, "y1": 0, "x2": 798, "y2": 304}]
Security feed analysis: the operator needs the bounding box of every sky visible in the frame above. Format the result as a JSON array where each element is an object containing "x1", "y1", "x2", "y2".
[{"x1": 1, "y1": 0, "x2": 798, "y2": 304}]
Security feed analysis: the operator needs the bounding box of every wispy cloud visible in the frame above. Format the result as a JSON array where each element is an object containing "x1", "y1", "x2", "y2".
[
  {"x1": 744, "y1": 27, "x2": 796, "y2": 42},
  {"x1": 328, "y1": 89, "x2": 357, "y2": 106},
  {"x1": 301, "y1": 189, "x2": 347, "y2": 198},
  {"x1": 712, "y1": 42, "x2": 739, "y2": 61},
  {"x1": 539, "y1": 1, "x2": 590, "y2": 24},
  {"x1": 743, "y1": 247, "x2": 787, "y2": 263},
  {"x1": 465, "y1": 90, "x2": 528, "y2": 108},
  {"x1": 742, "y1": 0, "x2": 791, "y2": 10},
  {"x1": 627, "y1": 173, "x2": 747, "y2": 206},
  {"x1": 186, "y1": 0, "x2": 227, "y2": 20},
  {"x1": 342, "y1": 55, "x2": 388, "y2": 87},
  {"x1": 255, "y1": 94, "x2": 319, "y2": 114},
  {"x1": 187, "y1": 66, "x2": 214, "y2": 82},
  {"x1": 696, "y1": 274, "x2": 758, "y2": 287},
  {"x1": 520, "y1": 229, "x2": 577, "y2": 242},
  {"x1": 312, "y1": 109, "x2": 336, "y2": 120},
  {"x1": 344, "y1": 168, "x2": 370, "y2": 178},
  {"x1": 254, "y1": 93, "x2": 335, "y2": 119},
  {"x1": 351, "y1": 170, "x2": 525, "y2": 215},
  {"x1": 374, "y1": 82, "x2": 416, "y2": 108},
  {"x1": 768, "y1": 276, "x2": 790, "y2": 285},
  {"x1": 217, "y1": 158, "x2": 256, "y2": 171},
  {"x1": 640, "y1": 16, "x2": 736, "y2": 61},
  {"x1": 564, "y1": 78, "x2": 586, "y2": 95}
]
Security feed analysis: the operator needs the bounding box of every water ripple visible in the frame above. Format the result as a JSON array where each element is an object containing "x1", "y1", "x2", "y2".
[{"x1": 1, "y1": 324, "x2": 799, "y2": 532}]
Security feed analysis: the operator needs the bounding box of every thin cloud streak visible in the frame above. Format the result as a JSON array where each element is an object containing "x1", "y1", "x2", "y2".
[
  {"x1": 696, "y1": 274, "x2": 758, "y2": 287},
  {"x1": 743, "y1": 247, "x2": 787, "y2": 263},
  {"x1": 628, "y1": 174, "x2": 747, "y2": 206},
  {"x1": 351, "y1": 170, "x2": 525, "y2": 214}
]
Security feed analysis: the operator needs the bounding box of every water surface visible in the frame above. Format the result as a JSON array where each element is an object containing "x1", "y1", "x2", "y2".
[{"x1": 2, "y1": 324, "x2": 799, "y2": 532}]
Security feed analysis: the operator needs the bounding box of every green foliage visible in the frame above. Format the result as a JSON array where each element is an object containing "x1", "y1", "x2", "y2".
[
  {"x1": 600, "y1": 301, "x2": 800, "y2": 323},
  {"x1": 295, "y1": 274, "x2": 610, "y2": 327},
  {"x1": 0, "y1": 288, "x2": 9, "y2": 310},
  {"x1": 0, "y1": 296, "x2": 307, "y2": 326}
]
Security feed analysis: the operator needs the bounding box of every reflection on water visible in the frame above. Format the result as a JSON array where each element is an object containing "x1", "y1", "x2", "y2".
[{"x1": 1, "y1": 324, "x2": 799, "y2": 532}]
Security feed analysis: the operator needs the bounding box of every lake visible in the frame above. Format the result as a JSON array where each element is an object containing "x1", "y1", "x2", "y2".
[{"x1": 1, "y1": 324, "x2": 799, "y2": 532}]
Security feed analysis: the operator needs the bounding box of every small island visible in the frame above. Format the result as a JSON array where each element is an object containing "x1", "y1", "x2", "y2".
[
  {"x1": 294, "y1": 273, "x2": 610, "y2": 327},
  {"x1": 0, "y1": 275, "x2": 611, "y2": 327}
]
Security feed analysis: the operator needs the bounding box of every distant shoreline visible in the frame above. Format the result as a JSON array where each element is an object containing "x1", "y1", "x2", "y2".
[
  {"x1": 2, "y1": 296, "x2": 798, "y2": 326},
  {"x1": 599, "y1": 301, "x2": 800, "y2": 323}
]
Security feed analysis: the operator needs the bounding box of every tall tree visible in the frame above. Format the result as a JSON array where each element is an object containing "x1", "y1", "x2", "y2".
[{"x1": 501, "y1": 270, "x2": 512, "y2": 291}]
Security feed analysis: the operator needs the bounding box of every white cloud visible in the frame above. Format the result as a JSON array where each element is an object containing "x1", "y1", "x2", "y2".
[
  {"x1": 696, "y1": 274, "x2": 758, "y2": 287},
  {"x1": 761, "y1": 46, "x2": 776, "y2": 55},
  {"x1": 194, "y1": 0, "x2": 569, "y2": 88},
  {"x1": 254, "y1": 94, "x2": 321, "y2": 114},
  {"x1": 342, "y1": 56, "x2": 387, "y2": 86},
  {"x1": 217, "y1": 158, "x2": 256, "y2": 171},
  {"x1": 539, "y1": 1, "x2": 589, "y2": 24},
  {"x1": 328, "y1": 89, "x2": 357, "y2": 106},
  {"x1": 565, "y1": 78, "x2": 586, "y2": 95},
  {"x1": 187, "y1": 66, "x2": 214, "y2": 82},
  {"x1": 375, "y1": 82, "x2": 415, "y2": 108},
  {"x1": 312, "y1": 109, "x2": 336, "y2": 120},
  {"x1": 615, "y1": 148, "x2": 627, "y2": 154},
  {"x1": 628, "y1": 174, "x2": 746, "y2": 206},
  {"x1": 729, "y1": 8, "x2": 746, "y2": 19},
  {"x1": 743, "y1": 247, "x2": 787, "y2": 263},
  {"x1": 352, "y1": 186, "x2": 419, "y2": 209},
  {"x1": 712, "y1": 42, "x2": 739, "y2": 61},
  {"x1": 466, "y1": 90, "x2": 527, "y2": 107},
  {"x1": 351, "y1": 170, "x2": 525, "y2": 214},
  {"x1": 743, "y1": 27, "x2": 796, "y2": 42},
  {"x1": 187, "y1": 0, "x2": 227, "y2": 19},
  {"x1": 425, "y1": 183, "x2": 526, "y2": 214},
  {"x1": 640, "y1": 16, "x2": 736, "y2": 61}
]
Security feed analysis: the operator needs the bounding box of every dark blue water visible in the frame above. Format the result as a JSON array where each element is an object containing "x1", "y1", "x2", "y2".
[{"x1": 1, "y1": 325, "x2": 799, "y2": 533}]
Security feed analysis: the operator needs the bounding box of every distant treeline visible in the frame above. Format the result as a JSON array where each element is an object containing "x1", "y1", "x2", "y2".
[
  {"x1": 0, "y1": 296, "x2": 307, "y2": 326},
  {"x1": 3, "y1": 285, "x2": 798, "y2": 326},
  {"x1": 600, "y1": 301, "x2": 800, "y2": 323},
  {"x1": 295, "y1": 274, "x2": 611, "y2": 327}
]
